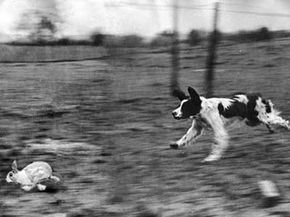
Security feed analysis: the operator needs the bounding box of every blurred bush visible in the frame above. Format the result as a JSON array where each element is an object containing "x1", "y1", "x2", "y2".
[
  {"x1": 150, "y1": 35, "x2": 172, "y2": 47},
  {"x1": 224, "y1": 27, "x2": 273, "y2": 42},
  {"x1": 103, "y1": 34, "x2": 145, "y2": 48},
  {"x1": 186, "y1": 29, "x2": 205, "y2": 46},
  {"x1": 150, "y1": 31, "x2": 173, "y2": 47},
  {"x1": 90, "y1": 32, "x2": 105, "y2": 46},
  {"x1": 55, "y1": 38, "x2": 71, "y2": 45}
]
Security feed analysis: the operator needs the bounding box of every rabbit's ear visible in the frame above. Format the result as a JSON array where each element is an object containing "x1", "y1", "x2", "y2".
[{"x1": 12, "y1": 160, "x2": 18, "y2": 171}]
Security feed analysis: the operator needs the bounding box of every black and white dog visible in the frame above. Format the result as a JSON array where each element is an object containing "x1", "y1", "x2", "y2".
[{"x1": 171, "y1": 86, "x2": 290, "y2": 162}]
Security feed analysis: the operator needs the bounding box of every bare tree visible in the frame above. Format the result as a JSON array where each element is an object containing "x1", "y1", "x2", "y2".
[{"x1": 15, "y1": 10, "x2": 60, "y2": 43}]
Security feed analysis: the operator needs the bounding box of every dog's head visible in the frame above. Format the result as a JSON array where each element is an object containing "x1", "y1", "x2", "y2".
[{"x1": 172, "y1": 86, "x2": 202, "y2": 120}]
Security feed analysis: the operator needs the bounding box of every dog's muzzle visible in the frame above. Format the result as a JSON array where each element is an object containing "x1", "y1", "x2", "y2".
[{"x1": 172, "y1": 111, "x2": 182, "y2": 120}]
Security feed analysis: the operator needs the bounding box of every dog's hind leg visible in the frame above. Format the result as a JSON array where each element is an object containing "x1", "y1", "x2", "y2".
[
  {"x1": 259, "y1": 113, "x2": 290, "y2": 131},
  {"x1": 270, "y1": 117, "x2": 290, "y2": 130},
  {"x1": 256, "y1": 99, "x2": 290, "y2": 131},
  {"x1": 170, "y1": 119, "x2": 203, "y2": 149}
]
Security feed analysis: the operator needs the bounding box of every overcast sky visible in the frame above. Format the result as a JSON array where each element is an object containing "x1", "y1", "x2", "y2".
[{"x1": 0, "y1": 0, "x2": 290, "y2": 41}]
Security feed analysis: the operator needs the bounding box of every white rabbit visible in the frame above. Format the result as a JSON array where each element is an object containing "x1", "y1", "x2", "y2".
[{"x1": 6, "y1": 160, "x2": 60, "y2": 191}]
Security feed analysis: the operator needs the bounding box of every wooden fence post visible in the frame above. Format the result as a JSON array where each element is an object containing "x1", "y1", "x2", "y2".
[
  {"x1": 205, "y1": 2, "x2": 220, "y2": 97},
  {"x1": 170, "y1": 0, "x2": 180, "y2": 95}
]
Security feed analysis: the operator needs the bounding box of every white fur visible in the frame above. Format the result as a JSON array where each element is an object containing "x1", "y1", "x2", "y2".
[
  {"x1": 172, "y1": 99, "x2": 187, "y2": 119},
  {"x1": 234, "y1": 94, "x2": 249, "y2": 104}
]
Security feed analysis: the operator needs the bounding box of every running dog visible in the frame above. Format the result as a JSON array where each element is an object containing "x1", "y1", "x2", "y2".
[{"x1": 171, "y1": 86, "x2": 290, "y2": 162}]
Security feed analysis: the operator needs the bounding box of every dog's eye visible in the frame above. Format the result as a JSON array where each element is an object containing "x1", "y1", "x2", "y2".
[{"x1": 9, "y1": 172, "x2": 14, "y2": 177}]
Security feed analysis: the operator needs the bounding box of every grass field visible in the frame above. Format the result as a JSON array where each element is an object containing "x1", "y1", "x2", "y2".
[
  {"x1": 0, "y1": 45, "x2": 107, "y2": 62},
  {"x1": 1, "y1": 39, "x2": 290, "y2": 216}
]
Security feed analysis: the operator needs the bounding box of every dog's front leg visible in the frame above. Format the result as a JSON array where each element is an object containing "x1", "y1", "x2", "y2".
[
  {"x1": 202, "y1": 112, "x2": 229, "y2": 162},
  {"x1": 170, "y1": 119, "x2": 203, "y2": 149}
]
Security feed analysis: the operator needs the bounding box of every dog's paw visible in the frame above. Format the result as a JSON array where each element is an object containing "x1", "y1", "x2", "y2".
[{"x1": 169, "y1": 142, "x2": 179, "y2": 149}]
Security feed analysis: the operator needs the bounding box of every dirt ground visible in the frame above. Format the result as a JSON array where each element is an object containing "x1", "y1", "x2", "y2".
[{"x1": 1, "y1": 39, "x2": 290, "y2": 216}]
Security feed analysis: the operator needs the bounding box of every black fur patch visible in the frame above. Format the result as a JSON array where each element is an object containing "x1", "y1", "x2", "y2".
[
  {"x1": 262, "y1": 99, "x2": 272, "y2": 113},
  {"x1": 218, "y1": 94, "x2": 264, "y2": 126},
  {"x1": 245, "y1": 94, "x2": 260, "y2": 125},
  {"x1": 218, "y1": 101, "x2": 247, "y2": 119},
  {"x1": 180, "y1": 99, "x2": 202, "y2": 118},
  {"x1": 172, "y1": 89, "x2": 188, "y2": 101}
]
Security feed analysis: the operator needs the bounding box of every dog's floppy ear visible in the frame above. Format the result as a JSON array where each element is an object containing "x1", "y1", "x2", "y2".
[
  {"x1": 188, "y1": 87, "x2": 201, "y2": 103},
  {"x1": 172, "y1": 88, "x2": 187, "y2": 101}
]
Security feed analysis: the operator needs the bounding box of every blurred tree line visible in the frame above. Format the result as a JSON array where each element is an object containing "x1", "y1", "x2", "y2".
[{"x1": 8, "y1": 12, "x2": 290, "y2": 48}]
